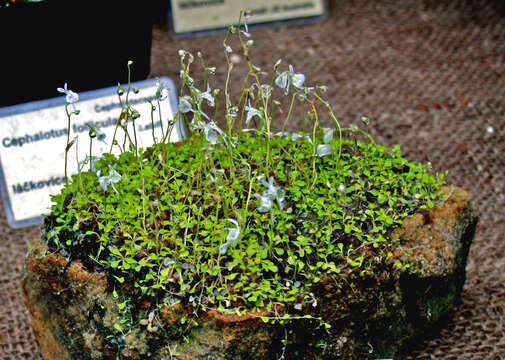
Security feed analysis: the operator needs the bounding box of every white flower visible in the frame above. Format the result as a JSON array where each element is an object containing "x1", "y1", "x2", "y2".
[
  {"x1": 276, "y1": 131, "x2": 310, "y2": 141},
  {"x1": 156, "y1": 80, "x2": 169, "y2": 101},
  {"x1": 261, "y1": 176, "x2": 285, "y2": 210},
  {"x1": 219, "y1": 242, "x2": 230, "y2": 254},
  {"x1": 225, "y1": 218, "x2": 240, "y2": 243},
  {"x1": 338, "y1": 184, "x2": 345, "y2": 193},
  {"x1": 316, "y1": 144, "x2": 333, "y2": 157},
  {"x1": 97, "y1": 164, "x2": 121, "y2": 193},
  {"x1": 254, "y1": 193, "x2": 273, "y2": 213},
  {"x1": 275, "y1": 71, "x2": 290, "y2": 95},
  {"x1": 163, "y1": 257, "x2": 175, "y2": 267},
  {"x1": 275, "y1": 65, "x2": 306, "y2": 95},
  {"x1": 57, "y1": 83, "x2": 79, "y2": 104},
  {"x1": 243, "y1": 10, "x2": 250, "y2": 33},
  {"x1": 289, "y1": 64, "x2": 305, "y2": 89},
  {"x1": 178, "y1": 97, "x2": 194, "y2": 113},
  {"x1": 201, "y1": 84, "x2": 215, "y2": 107},
  {"x1": 203, "y1": 122, "x2": 228, "y2": 147},
  {"x1": 290, "y1": 133, "x2": 304, "y2": 141},
  {"x1": 219, "y1": 218, "x2": 241, "y2": 254},
  {"x1": 244, "y1": 101, "x2": 262, "y2": 125},
  {"x1": 322, "y1": 127, "x2": 334, "y2": 144}
]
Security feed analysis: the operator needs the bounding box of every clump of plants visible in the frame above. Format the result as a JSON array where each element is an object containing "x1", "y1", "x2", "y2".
[{"x1": 42, "y1": 11, "x2": 447, "y2": 354}]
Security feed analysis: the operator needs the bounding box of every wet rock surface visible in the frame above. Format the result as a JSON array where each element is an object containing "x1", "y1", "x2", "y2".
[{"x1": 21, "y1": 187, "x2": 478, "y2": 360}]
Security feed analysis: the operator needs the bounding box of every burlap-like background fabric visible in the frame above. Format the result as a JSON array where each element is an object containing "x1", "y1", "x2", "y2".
[{"x1": 1, "y1": 1, "x2": 504, "y2": 358}]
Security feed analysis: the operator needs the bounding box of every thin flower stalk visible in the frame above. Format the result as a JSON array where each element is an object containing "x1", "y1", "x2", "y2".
[{"x1": 57, "y1": 83, "x2": 79, "y2": 185}]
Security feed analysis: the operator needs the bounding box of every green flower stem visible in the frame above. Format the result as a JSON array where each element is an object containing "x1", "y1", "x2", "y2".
[
  {"x1": 64, "y1": 104, "x2": 71, "y2": 185},
  {"x1": 148, "y1": 100, "x2": 157, "y2": 144},
  {"x1": 224, "y1": 57, "x2": 233, "y2": 136},
  {"x1": 198, "y1": 52, "x2": 208, "y2": 91},
  {"x1": 236, "y1": 74, "x2": 251, "y2": 131},
  {"x1": 157, "y1": 99, "x2": 165, "y2": 141},
  {"x1": 313, "y1": 91, "x2": 343, "y2": 165},
  {"x1": 126, "y1": 62, "x2": 138, "y2": 156},
  {"x1": 281, "y1": 93, "x2": 297, "y2": 133},
  {"x1": 89, "y1": 137, "x2": 93, "y2": 172},
  {"x1": 310, "y1": 103, "x2": 319, "y2": 188}
]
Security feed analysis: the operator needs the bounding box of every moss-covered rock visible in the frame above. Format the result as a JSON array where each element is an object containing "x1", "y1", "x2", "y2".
[{"x1": 21, "y1": 186, "x2": 478, "y2": 360}]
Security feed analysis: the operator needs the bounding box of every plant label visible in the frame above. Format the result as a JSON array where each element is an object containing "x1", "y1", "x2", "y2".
[
  {"x1": 0, "y1": 78, "x2": 182, "y2": 228},
  {"x1": 170, "y1": 0, "x2": 326, "y2": 35}
]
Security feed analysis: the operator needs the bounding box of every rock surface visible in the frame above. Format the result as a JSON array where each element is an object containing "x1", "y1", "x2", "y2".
[{"x1": 21, "y1": 186, "x2": 478, "y2": 360}]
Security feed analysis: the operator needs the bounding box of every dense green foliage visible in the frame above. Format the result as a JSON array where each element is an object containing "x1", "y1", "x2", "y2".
[
  {"x1": 42, "y1": 10, "x2": 447, "y2": 339},
  {"x1": 44, "y1": 130, "x2": 446, "y2": 323}
]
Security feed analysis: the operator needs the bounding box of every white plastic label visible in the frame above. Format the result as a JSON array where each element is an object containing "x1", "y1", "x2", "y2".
[
  {"x1": 170, "y1": 0, "x2": 326, "y2": 34},
  {"x1": 0, "y1": 78, "x2": 182, "y2": 228}
]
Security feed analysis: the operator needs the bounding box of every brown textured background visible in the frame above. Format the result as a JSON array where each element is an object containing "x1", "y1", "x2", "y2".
[{"x1": 1, "y1": 1, "x2": 505, "y2": 358}]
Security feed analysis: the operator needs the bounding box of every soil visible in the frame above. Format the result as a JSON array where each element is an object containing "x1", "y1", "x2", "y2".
[{"x1": 1, "y1": 1, "x2": 505, "y2": 359}]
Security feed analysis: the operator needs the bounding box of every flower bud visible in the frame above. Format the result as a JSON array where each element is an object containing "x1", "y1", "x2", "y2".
[{"x1": 131, "y1": 110, "x2": 141, "y2": 119}]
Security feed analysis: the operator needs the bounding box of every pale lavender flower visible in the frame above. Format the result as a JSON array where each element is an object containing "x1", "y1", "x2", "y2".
[
  {"x1": 225, "y1": 218, "x2": 240, "y2": 243},
  {"x1": 219, "y1": 242, "x2": 230, "y2": 255},
  {"x1": 97, "y1": 164, "x2": 121, "y2": 193},
  {"x1": 254, "y1": 192, "x2": 273, "y2": 213},
  {"x1": 201, "y1": 84, "x2": 215, "y2": 107},
  {"x1": 290, "y1": 133, "x2": 304, "y2": 141},
  {"x1": 178, "y1": 97, "x2": 194, "y2": 114},
  {"x1": 163, "y1": 257, "x2": 175, "y2": 267},
  {"x1": 261, "y1": 176, "x2": 285, "y2": 210},
  {"x1": 156, "y1": 80, "x2": 169, "y2": 101},
  {"x1": 57, "y1": 83, "x2": 79, "y2": 104},
  {"x1": 276, "y1": 131, "x2": 309, "y2": 141},
  {"x1": 243, "y1": 10, "x2": 251, "y2": 33},
  {"x1": 275, "y1": 71, "x2": 290, "y2": 95},
  {"x1": 316, "y1": 144, "x2": 333, "y2": 157},
  {"x1": 219, "y1": 218, "x2": 241, "y2": 254},
  {"x1": 289, "y1": 64, "x2": 305, "y2": 89},
  {"x1": 322, "y1": 127, "x2": 334, "y2": 144},
  {"x1": 275, "y1": 65, "x2": 305, "y2": 95},
  {"x1": 244, "y1": 101, "x2": 261, "y2": 125},
  {"x1": 204, "y1": 122, "x2": 228, "y2": 147}
]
